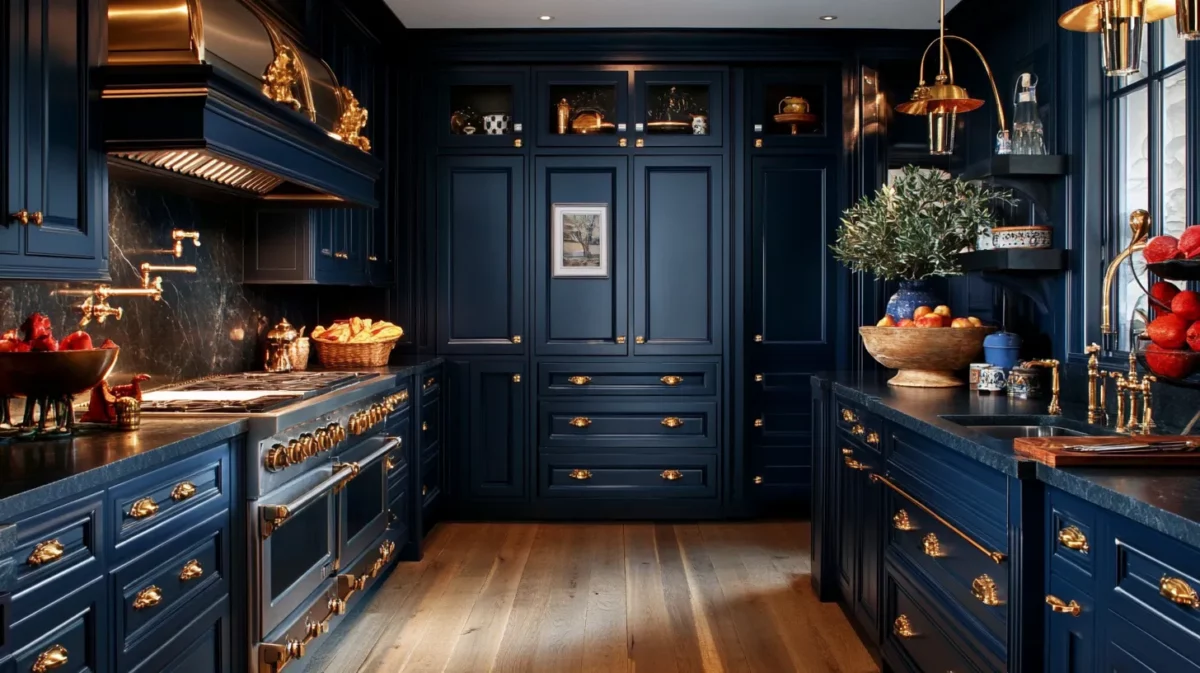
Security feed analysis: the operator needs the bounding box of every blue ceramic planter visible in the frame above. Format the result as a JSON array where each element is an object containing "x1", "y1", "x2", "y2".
[{"x1": 885, "y1": 281, "x2": 940, "y2": 321}]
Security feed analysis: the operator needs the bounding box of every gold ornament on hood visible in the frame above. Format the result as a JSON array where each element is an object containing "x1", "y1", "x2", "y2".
[
  {"x1": 334, "y1": 87, "x2": 371, "y2": 152},
  {"x1": 262, "y1": 45, "x2": 303, "y2": 110}
]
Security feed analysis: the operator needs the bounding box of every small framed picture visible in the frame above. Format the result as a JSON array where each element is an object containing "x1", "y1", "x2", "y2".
[{"x1": 552, "y1": 203, "x2": 609, "y2": 278}]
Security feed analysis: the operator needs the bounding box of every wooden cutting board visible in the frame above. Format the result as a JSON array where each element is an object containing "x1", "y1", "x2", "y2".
[{"x1": 1013, "y1": 436, "x2": 1200, "y2": 467}]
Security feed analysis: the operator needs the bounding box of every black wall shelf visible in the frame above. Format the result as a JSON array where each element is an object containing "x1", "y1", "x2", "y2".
[
  {"x1": 960, "y1": 248, "x2": 1068, "y2": 273},
  {"x1": 960, "y1": 155, "x2": 1068, "y2": 181}
]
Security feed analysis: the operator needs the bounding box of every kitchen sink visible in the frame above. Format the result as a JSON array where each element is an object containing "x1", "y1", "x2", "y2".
[
  {"x1": 940, "y1": 415, "x2": 1106, "y2": 440},
  {"x1": 960, "y1": 425, "x2": 1087, "y2": 439}
]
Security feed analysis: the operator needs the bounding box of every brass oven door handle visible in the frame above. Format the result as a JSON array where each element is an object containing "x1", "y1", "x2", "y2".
[
  {"x1": 32, "y1": 644, "x2": 68, "y2": 672},
  {"x1": 259, "y1": 462, "x2": 358, "y2": 538},
  {"x1": 871, "y1": 474, "x2": 1007, "y2": 564},
  {"x1": 338, "y1": 436, "x2": 402, "y2": 484}
]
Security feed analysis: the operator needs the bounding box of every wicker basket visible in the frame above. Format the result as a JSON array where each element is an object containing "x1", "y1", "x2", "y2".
[{"x1": 312, "y1": 338, "x2": 399, "y2": 369}]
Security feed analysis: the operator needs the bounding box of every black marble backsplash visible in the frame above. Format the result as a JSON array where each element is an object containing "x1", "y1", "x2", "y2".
[{"x1": 0, "y1": 182, "x2": 386, "y2": 386}]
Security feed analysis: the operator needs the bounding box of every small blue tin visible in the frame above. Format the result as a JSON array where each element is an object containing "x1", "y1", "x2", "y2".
[{"x1": 983, "y1": 331, "x2": 1022, "y2": 370}]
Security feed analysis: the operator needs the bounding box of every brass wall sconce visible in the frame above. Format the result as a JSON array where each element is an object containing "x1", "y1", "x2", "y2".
[
  {"x1": 895, "y1": 0, "x2": 1008, "y2": 156},
  {"x1": 1059, "y1": 0, "x2": 1184, "y2": 76}
]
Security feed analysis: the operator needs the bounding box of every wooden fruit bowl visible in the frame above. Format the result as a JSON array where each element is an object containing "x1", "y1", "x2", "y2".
[
  {"x1": 859, "y1": 326, "x2": 995, "y2": 388},
  {"x1": 0, "y1": 348, "x2": 119, "y2": 398}
]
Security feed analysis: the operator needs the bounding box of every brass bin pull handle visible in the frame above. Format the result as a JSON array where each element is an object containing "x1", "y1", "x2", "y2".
[
  {"x1": 893, "y1": 615, "x2": 916, "y2": 638},
  {"x1": 972, "y1": 574, "x2": 1001, "y2": 606},
  {"x1": 1046, "y1": 595, "x2": 1082, "y2": 616},
  {"x1": 133, "y1": 585, "x2": 163, "y2": 610},
  {"x1": 1057, "y1": 525, "x2": 1089, "y2": 553},
  {"x1": 893, "y1": 509, "x2": 916, "y2": 531},
  {"x1": 660, "y1": 470, "x2": 684, "y2": 481},
  {"x1": 32, "y1": 644, "x2": 68, "y2": 672},
  {"x1": 180, "y1": 559, "x2": 204, "y2": 581},
  {"x1": 569, "y1": 417, "x2": 592, "y2": 428},
  {"x1": 171, "y1": 481, "x2": 197, "y2": 502},
  {"x1": 843, "y1": 456, "x2": 869, "y2": 471},
  {"x1": 569, "y1": 469, "x2": 593, "y2": 481},
  {"x1": 27, "y1": 539, "x2": 65, "y2": 566},
  {"x1": 660, "y1": 375, "x2": 684, "y2": 386},
  {"x1": 129, "y1": 497, "x2": 159, "y2": 519},
  {"x1": 567, "y1": 376, "x2": 591, "y2": 386},
  {"x1": 1160, "y1": 576, "x2": 1200, "y2": 608},
  {"x1": 871, "y1": 474, "x2": 1007, "y2": 564},
  {"x1": 661, "y1": 417, "x2": 684, "y2": 429}
]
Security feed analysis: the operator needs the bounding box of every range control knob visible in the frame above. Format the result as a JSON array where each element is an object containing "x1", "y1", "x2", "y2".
[
  {"x1": 265, "y1": 444, "x2": 289, "y2": 471},
  {"x1": 286, "y1": 439, "x2": 304, "y2": 464},
  {"x1": 314, "y1": 428, "x2": 331, "y2": 451},
  {"x1": 330, "y1": 422, "x2": 346, "y2": 443},
  {"x1": 299, "y1": 433, "x2": 317, "y2": 458}
]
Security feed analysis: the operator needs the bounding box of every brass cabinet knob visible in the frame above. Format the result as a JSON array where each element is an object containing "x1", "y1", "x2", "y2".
[
  {"x1": 841, "y1": 409, "x2": 857, "y2": 423},
  {"x1": 1160, "y1": 576, "x2": 1200, "y2": 608},
  {"x1": 421, "y1": 421, "x2": 429, "y2": 432},
  {"x1": 171, "y1": 481, "x2": 197, "y2": 502},
  {"x1": 569, "y1": 417, "x2": 592, "y2": 429},
  {"x1": 660, "y1": 375, "x2": 683, "y2": 386},
  {"x1": 129, "y1": 497, "x2": 159, "y2": 519},
  {"x1": 893, "y1": 615, "x2": 916, "y2": 638},
  {"x1": 1045, "y1": 595, "x2": 1082, "y2": 616},
  {"x1": 568, "y1": 376, "x2": 591, "y2": 386},
  {"x1": 422, "y1": 484, "x2": 429, "y2": 496},
  {"x1": 424, "y1": 377, "x2": 436, "y2": 390},
  {"x1": 568, "y1": 469, "x2": 592, "y2": 480},
  {"x1": 754, "y1": 138, "x2": 763, "y2": 148},
  {"x1": 635, "y1": 138, "x2": 645, "y2": 148},
  {"x1": 660, "y1": 469, "x2": 684, "y2": 481},
  {"x1": 893, "y1": 509, "x2": 916, "y2": 531},
  {"x1": 32, "y1": 644, "x2": 68, "y2": 672},
  {"x1": 512, "y1": 374, "x2": 522, "y2": 383},
  {"x1": 661, "y1": 417, "x2": 684, "y2": 429},
  {"x1": 754, "y1": 418, "x2": 764, "y2": 428},
  {"x1": 133, "y1": 585, "x2": 163, "y2": 610},
  {"x1": 511, "y1": 335, "x2": 522, "y2": 344},
  {"x1": 266, "y1": 444, "x2": 290, "y2": 471},
  {"x1": 842, "y1": 448, "x2": 854, "y2": 456},
  {"x1": 28, "y1": 539, "x2": 65, "y2": 566},
  {"x1": 616, "y1": 335, "x2": 627, "y2": 344},
  {"x1": 11, "y1": 209, "x2": 29, "y2": 226},
  {"x1": 851, "y1": 424, "x2": 865, "y2": 437},
  {"x1": 179, "y1": 559, "x2": 204, "y2": 581},
  {"x1": 972, "y1": 575, "x2": 1000, "y2": 606},
  {"x1": 922, "y1": 533, "x2": 941, "y2": 557},
  {"x1": 866, "y1": 431, "x2": 881, "y2": 446},
  {"x1": 754, "y1": 373, "x2": 764, "y2": 383},
  {"x1": 619, "y1": 138, "x2": 628, "y2": 147},
  {"x1": 753, "y1": 334, "x2": 763, "y2": 343},
  {"x1": 368, "y1": 255, "x2": 379, "y2": 262},
  {"x1": 635, "y1": 336, "x2": 646, "y2": 344},
  {"x1": 753, "y1": 476, "x2": 764, "y2": 485},
  {"x1": 1057, "y1": 526, "x2": 1089, "y2": 553}
]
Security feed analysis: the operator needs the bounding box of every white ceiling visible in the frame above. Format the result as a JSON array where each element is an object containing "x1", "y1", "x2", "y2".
[{"x1": 385, "y1": 0, "x2": 961, "y2": 30}]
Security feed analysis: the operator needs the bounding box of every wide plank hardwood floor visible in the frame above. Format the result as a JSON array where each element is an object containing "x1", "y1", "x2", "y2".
[{"x1": 306, "y1": 522, "x2": 878, "y2": 673}]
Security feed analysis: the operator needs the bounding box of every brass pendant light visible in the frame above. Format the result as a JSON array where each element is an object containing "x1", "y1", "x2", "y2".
[
  {"x1": 1179, "y1": 0, "x2": 1200, "y2": 39},
  {"x1": 1058, "y1": 0, "x2": 1179, "y2": 75},
  {"x1": 895, "y1": 0, "x2": 1007, "y2": 156}
]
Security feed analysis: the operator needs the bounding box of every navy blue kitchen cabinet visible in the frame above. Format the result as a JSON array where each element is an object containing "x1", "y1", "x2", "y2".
[
  {"x1": 436, "y1": 156, "x2": 527, "y2": 355},
  {"x1": 747, "y1": 67, "x2": 841, "y2": 150},
  {"x1": 536, "y1": 69, "x2": 630, "y2": 149},
  {"x1": 1, "y1": 0, "x2": 108, "y2": 281},
  {"x1": 415, "y1": 366, "x2": 446, "y2": 539},
  {"x1": 632, "y1": 156, "x2": 724, "y2": 356},
  {"x1": 744, "y1": 155, "x2": 840, "y2": 505},
  {"x1": 243, "y1": 209, "x2": 371, "y2": 286},
  {"x1": 534, "y1": 156, "x2": 630, "y2": 356},
  {"x1": 438, "y1": 70, "x2": 530, "y2": 149},
  {"x1": 632, "y1": 69, "x2": 725, "y2": 149},
  {"x1": 448, "y1": 359, "x2": 528, "y2": 502}
]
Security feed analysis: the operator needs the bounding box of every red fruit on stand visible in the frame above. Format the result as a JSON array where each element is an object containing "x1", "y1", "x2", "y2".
[
  {"x1": 915, "y1": 314, "x2": 945, "y2": 328},
  {"x1": 100, "y1": 338, "x2": 119, "y2": 349},
  {"x1": 19, "y1": 312, "x2": 52, "y2": 342},
  {"x1": 1144, "y1": 344, "x2": 1196, "y2": 379},
  {"x1": 1150, "y1": 281, "x2": 1181, "y2": 317},
  {"x1": 1172, "y1": 290, "x2": 1200, "y2": 322},
  {"x1": 59, "y1": 331, "x2": 94, "y2": 351},
  {"x1": 1188, "y1": 321, "x2": 1200, "y2": 352},
  {"x1": 1144, "y1": 235, "x2": 1183, "y2": 263},
  {"x1": 1147, "y1": 313, "x2": 1190, "y2": 349},
  {"x1": 1180, "y1": 226, "x2": 1200, "y2": 259},
  {"x1": 30, "y1": 334, "x2": 58, "y2": 352}
]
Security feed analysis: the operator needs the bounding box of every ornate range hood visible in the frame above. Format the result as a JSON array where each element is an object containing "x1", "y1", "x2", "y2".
[{"x1": 102, "y1": 0, "x2": 380, "y2": 206}]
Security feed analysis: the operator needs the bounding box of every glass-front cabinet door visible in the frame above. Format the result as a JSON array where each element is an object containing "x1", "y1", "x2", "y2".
[
  {"x1": 748, "y1": 67, "x2": 839, "y2": 149},
  {"x1": 536, "y1": 68, "x2": 630, "y2": 148},
  {"x1": 633, "y1": 69, "x2": 725, "y2": 148},
  {"x1": 438, "y1": 70, "x2": 529, "y2": 148}
]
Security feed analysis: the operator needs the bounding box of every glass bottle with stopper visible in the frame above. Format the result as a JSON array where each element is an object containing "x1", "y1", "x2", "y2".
[{"x1": 1012, "y1": 73, "x2": 1047, "y2": 155}]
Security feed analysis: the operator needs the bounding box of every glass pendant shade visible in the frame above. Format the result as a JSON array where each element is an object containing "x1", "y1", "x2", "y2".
[
  {"x1": 928, "y1": 109, "x2": 958, "y2": 155},
  {"x1": 1179, "y1": 0, "x2": 1200, "y2": 39},
  {"x1": 1058, "y1": 0, "x2": 1178, "y2": 75},
  {"x1": 1102, "y1": 10, "x2": 1146, "y2": 75}
]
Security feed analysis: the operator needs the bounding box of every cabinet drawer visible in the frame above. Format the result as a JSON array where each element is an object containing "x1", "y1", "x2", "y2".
[
  {"x1": 9, "y1": 577, "x2": 106, "y2": 673},
  {"x1": 539, "y1": 362, "x2": 719, "y2": 396},
  {"x1": 1106, "y1": 610, "x2": 1200, "y2": 673},
  {"x1": 1047, "y1": 488, "x2": 1096, "y2": 582},
  {"x1": 420, "y1": 396, "x2": 441, "y2": 455},
  {"x1": 886, "y1": 427, "x2": 1008, "y2": 554},
  {"x1": 126, "y1": 594, "x2": 230, "y2": 673},
  {"x1": 388, "y1": 476, "x2": 410, "y2": 541},
  {"x1": 540, "y1": 400, "x2": 717, "y2": 449},
  {"x1": 113, "y1": 513, "x2": 227, "y2": 660},
  {"x1": 1045, "y1": 572, "x2": 1096, "y2": 673},
  {"x1": 1108, "y1": 515, "x2": 1200, "y2": 658},
  {"x1": 540, "y1": 453, "x2": 717, "y2": 499},
  {"x1": 7, "y1": 494, "x2": 102, "y2": 618},
  {"x1": 387, "y1": 450, "x2": 409, "y2": 498},
  {"x1": 881, "y1": 474, "x2": 1008, "y2": 650},
  {"x1": 109, "y1": 443, "x2": 230, "y2": 560},
  {"x1": 421, "y1": 453, "x2": 441, "y2": 509},
  {"x1": 835, "y1": 398, "x2": 879, "y2": 433},
  {"x1": 883, "y1": 561, "x2": 984, "y2": 673},
  {"x1": 420, "y1": 372, "x2": 442, "y2": 398}
]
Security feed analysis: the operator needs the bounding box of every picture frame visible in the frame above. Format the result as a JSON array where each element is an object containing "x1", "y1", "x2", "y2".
[{"x1": 552, "y1": 203, "x2": 609, "y2": 278}]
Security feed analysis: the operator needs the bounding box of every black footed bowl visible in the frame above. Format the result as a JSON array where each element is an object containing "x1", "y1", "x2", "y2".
[{"x1": 0, "y1": 349, "x2": 120, "y2": 399}]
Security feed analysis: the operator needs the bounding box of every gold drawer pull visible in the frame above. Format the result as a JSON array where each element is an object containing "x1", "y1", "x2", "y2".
[
  {"x1": 421, "y1": 421, "x2": 429, "y2": 432},
  {"x1": 923, "y1": 533, "x2": 941, "y2": 557},
  {"x1": 871, "y1": 474, "x2": 1007, "y2": 564},
  {"x1": 179, "y1": 559, "x2": 204, "y2": 581},
  {"x1": 567, "y1": 376, "x2": 591, "y2": 386},
  {"x1": 1046, "y1": 595, "x2": 1081, "y2": 616},
  {"x1": 133, "y1": 585, "x2": 163, "y2": 610},
  {"x1": 893, "y1": 615, "x2": 916, "y2": 638},
  {"x1": 661, "y1": 417, "x2": 684, "y2": 429},
  {"x1": 32, "y1": 644, "x2": 68, "y2": 672},
  {"x1": 27, "y1": 539, "x2": 65, "y2": 567},
  {"x1": 843, "y1": 456, "x2": 869, "y2": 471},
  {"x1": 866, "y1": 431, "x2": 881, "y2": 446},
  {"x1": 851, "y1": 424, "x2": 865, "y2": 437},
  {"x1": 754, "y1": 418, "x2": 764, "y2": 428},
  {"x1": 1057, "y1": 526, "x2": 1089, "y2": 553},
  {"x1": 635, "y1": 336, "x2": 646, "y2": 344},
  {"x1": 569, "y1": 417, "x2": 592, "y2": 428},
  {"x1": 972, "y1": 575, "x2": 1001, "y2": 606},
  {"x1": 171, "y1": 481, "x2": 197, "y2": 501},
  {"x1": 511, "y1": 335, "x2": 522, "y2": 344},
  {"x1": 893, "y1": 509, "x2": 916, "y2": 531},
  {"x1": 841, "y1": 447, "x2": 854, "y2": 456},
  {"x1": 660, "y1": 375, "x2": 683, "y2": 386},
  {"x1": 568, "y1": 469, "x2": 593, "y2": 481},
  {"x1": 424, "y1": 377, "x2": 436, "y2": 390},
  {"x1": 386, "y1": 454, "x2": 398, "y2": 471},
  {"x1": 841, "y1": 409, "x2": 857, "y2": 423},
  {"x1": 660, "y1": 470, "x2": 684, "y2": 481},
  {"x1": 1160, "y1": 576, "x2": 1200, "y2": 608},
  {"x1": 129, "y1": 497, "x2": 159, "y2": 519}
]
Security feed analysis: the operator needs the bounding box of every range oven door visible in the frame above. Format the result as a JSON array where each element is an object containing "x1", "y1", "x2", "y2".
[
  {"x1": 256, "y1": 463, "x2": 353, "y2": 637},
  {"x1": 337, "y1": 436, "x2": 400, "y2": 567}
]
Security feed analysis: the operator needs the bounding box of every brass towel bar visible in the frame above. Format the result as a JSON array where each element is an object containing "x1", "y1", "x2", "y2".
[{"x1": 870, "y1": 474, "x2": 1006, "y2": 564}]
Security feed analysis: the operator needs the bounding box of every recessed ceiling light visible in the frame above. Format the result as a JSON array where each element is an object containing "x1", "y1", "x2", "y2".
[
  {"x1": 539, "y1": 15, "x2": 554, "y2": 21},
  {"x1": 819, "y1": 15, "x2": 837, "y2": 21}
]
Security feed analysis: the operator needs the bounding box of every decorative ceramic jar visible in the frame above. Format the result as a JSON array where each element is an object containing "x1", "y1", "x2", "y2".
[
  {"x1": 1007, "y1": 365, "x2": 1046, "y2": 400},
  {"x1": 978, "y1": 366, "x2": 1008, "y2": 394},
  {"x1": 983, "y1": 331, "x2": 1022, "y2": 370},
  {"x1": 885, "y1": 280, "x2": 941, "y2": 321},
  {"x1": 992, "y1": 225, "x2": 1052, "y2": 249},
  {"x1": 692, "y1": 115, "x2": 708, "y2": 135},
  {"x1": 969, "y1": 363, "x2": 989, "y2": 391},
  {"x1": 483, "y1": 113, "x2": 511, "y2": 135},
  {"x1": 779, "y1": 96, "x2": 811, "y2": 114}
]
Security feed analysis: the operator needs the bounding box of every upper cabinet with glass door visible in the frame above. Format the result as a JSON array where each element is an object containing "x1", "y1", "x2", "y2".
[
  {"x1": 438, "y1": 70, "x2": 529, "y2": 148},
  {"x1": 536, "y1": 68, "x2": 630, "y2": 148},
  {"x1": 633, "y1": 69, "x2": 725, "y2": 148},
  {"x1": 749, "y1": 67, "x2": 840, "y2": 149}
]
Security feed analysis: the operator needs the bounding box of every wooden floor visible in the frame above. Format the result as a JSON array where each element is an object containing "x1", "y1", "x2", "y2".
[{"x1": 305, "y1": 522, "x2": 878, "y2": 673}]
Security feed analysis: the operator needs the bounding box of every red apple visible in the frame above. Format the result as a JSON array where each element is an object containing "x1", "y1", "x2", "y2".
[
  {"x1": 1188, "y1": 321, "x2": 1200, "y2": 352},
  {"x1": 897, "y1": 319, "x2": 916, "y2": 328},
  {"x1": 950, "y1": 318, "x2": 972, "y2": 328},
  {"x1": 913, "y1": 306, "x2": 934, "y2": 320},
  {"x1": 934, "y1": 305, "x2": 953, "y2": 319},
  {"x1": 1148, "y1": 313, "x2": 1190, "y2": 349},
  {"x1": 1144, "y1": 235, "x2": 1183, "y2": 263},
  {"x1": 877, "y1": 315, "x2": 897, "y2": 327},
  {"x1": 1180, "y1": 226, "x2": 1200, "y2": 259},
  {"x1": 1172, "y1": 291, "x2": 1200, "y2": 322},
  {"x1": 916, "y1": 314, "x2": 945, "y2": 328},
  {"x1": 30, "y1": 335, "x2": 58, "y2": 352},
  {"x1": 1145, "y1": 344, "x2": 1195, "y2": 379},
  {"x1": 1151, "y1": 281, "x2": 1181, "y2": 317},
  {"x1": 59, "y1": 331, "x2": 93, "y2": 351}
]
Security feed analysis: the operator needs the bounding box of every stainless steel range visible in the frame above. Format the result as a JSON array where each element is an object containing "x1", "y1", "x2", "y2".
[{"x1": 142, "y1": 371, "x2": 412, "y2": 672}]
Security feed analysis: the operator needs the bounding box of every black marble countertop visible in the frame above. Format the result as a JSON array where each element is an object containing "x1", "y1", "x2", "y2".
[{"x1": 815, "y1": 372, "x2": 1200, "y2": 549}]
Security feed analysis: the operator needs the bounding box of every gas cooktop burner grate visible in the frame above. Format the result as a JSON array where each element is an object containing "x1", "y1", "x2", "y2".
[{"x1": 139, "y1": 371, "x2": 380, "y2": 414}]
